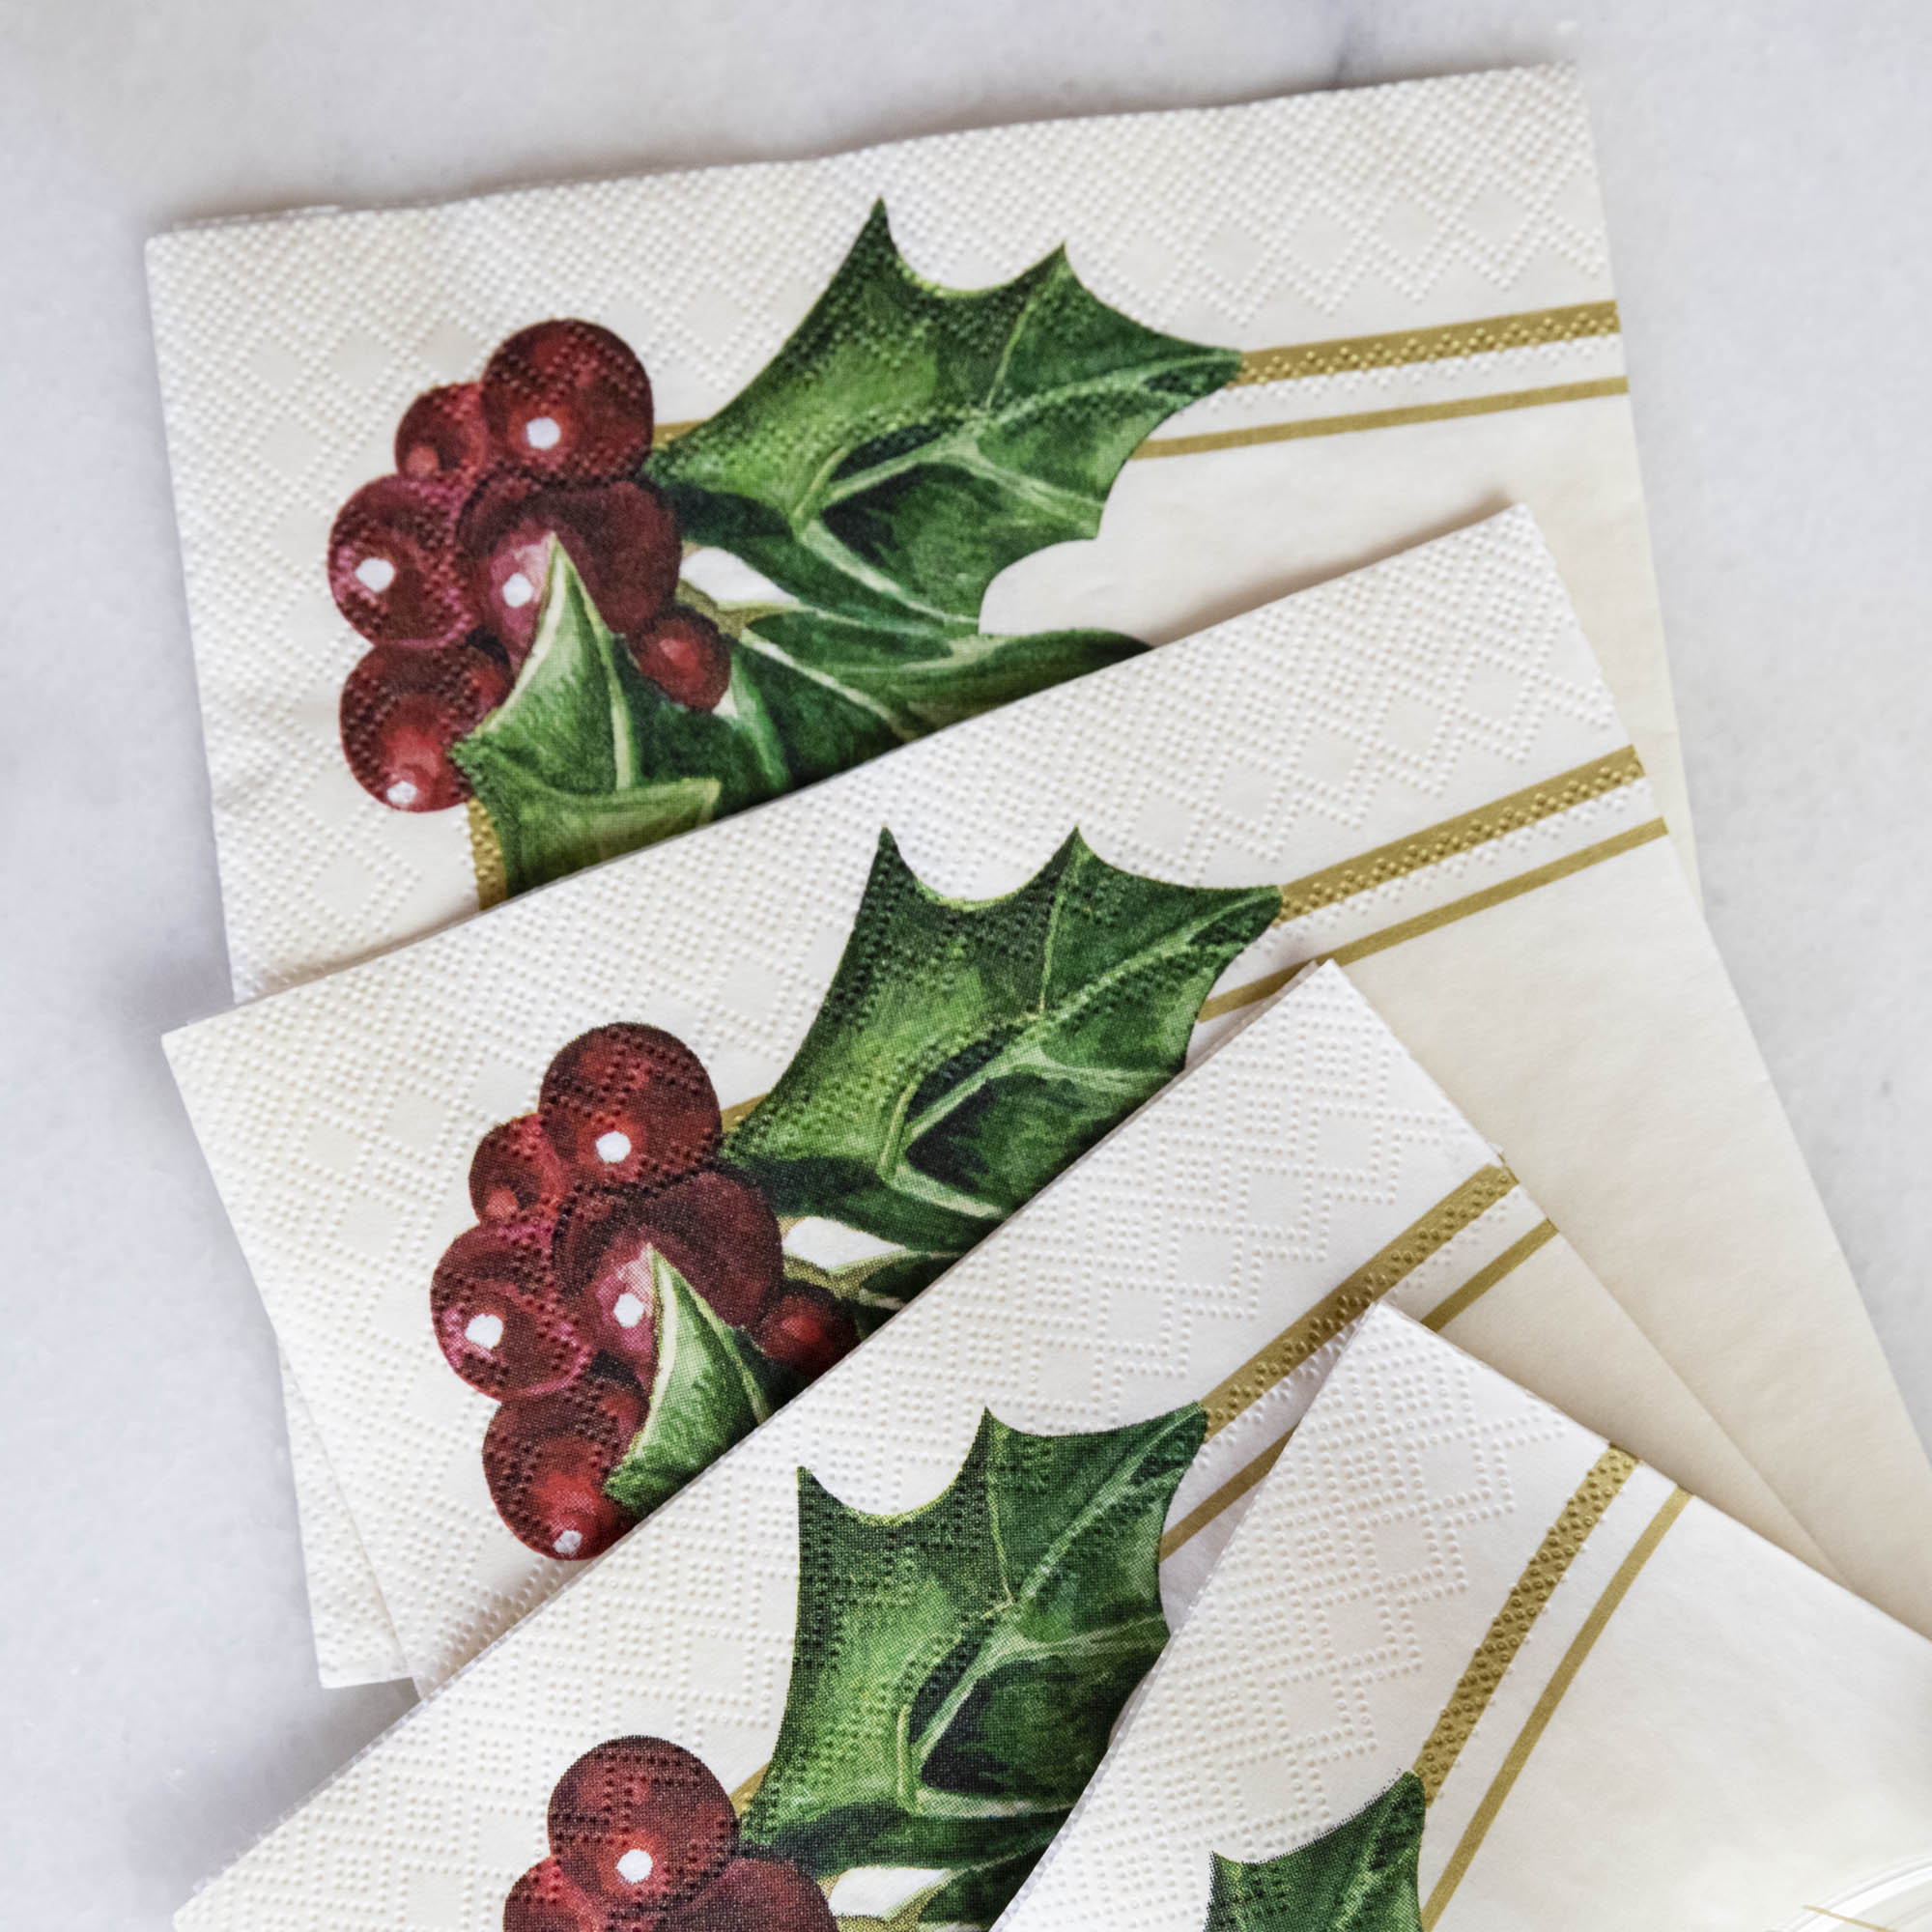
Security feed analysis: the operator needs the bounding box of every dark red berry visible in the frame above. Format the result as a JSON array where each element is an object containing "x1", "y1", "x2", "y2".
[
  {"x1": 539, "y1": 1025, "x2": 721, "y2": 1192},
  {"x1": 551, "y1": 1193, "x2": 661, "y2": 1386},
  {"x1": 753, "y1": 1282, "x2": 859, "y2": 1382},
  {"x1": 548, "y1": 1737, "x2": 736, "y2": 1910},
  {"x1": 432, "y1": 1220, "x2": 591, "y2": 1402},
  {"x1": 483, "y1": 320, "x2": 654, "y2": 482},
  {"x1": 503, "y1": 1858, "x2": 608, "y2": 1932},
  {"x1": 558, "y1": 1166, "x2": 781, "y2": 1337},
  {"x1": 471, "y1": 1115, "x2": 571, "y2": 1225},
  {"x1": 483, "y1": 1366, "x2": 643, "y2": 1560},
  {"x1": 340, "y1": 634, "x2": 512, "y2": 812},
  {"x1": 660, "y1": 1854, "x2": 833, "y2": 1932},
  {"x1": 630, "y1": 609, "x2": 731, "y2": 712},
  {"x1": 459, "y1": 474, "x2": 681, "y2": 664},
  {"x1": 395, "y1": 382, "x2": 494, "y2": 483},
  {"x1": 327, "y1": 474, "x2": 472, "y2": 646}
]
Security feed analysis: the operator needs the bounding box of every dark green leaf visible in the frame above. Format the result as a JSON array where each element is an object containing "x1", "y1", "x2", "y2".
[
  {"x1": 1203, "y1": 1776, "x2": 1427, "y2": 1932},
  {"x1": 742, "y1": 1404, "x2": 1206, "y2": 1924},
  {"x1": 723, "y1": 829, "x2": 1280, "y2": 1254}
]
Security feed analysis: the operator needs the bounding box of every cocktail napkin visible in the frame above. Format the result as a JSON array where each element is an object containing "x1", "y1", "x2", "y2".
[
  {"x1": 1000, "y1": 1305, "x2": 1932, "y2": 1932},
  {"x1": 172, "y1": 968, "x2": 1804, "y2": 1931},
  {"x1": 165, "y1": 510, "x2": 1932, "y2": 1691},
  {"x1": 148, "y1": 63, "x2": 1690, "y2": 1009}
]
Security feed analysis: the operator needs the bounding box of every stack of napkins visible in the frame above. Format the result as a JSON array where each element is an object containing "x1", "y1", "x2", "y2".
[{"x1": 148, "y1": 62, "x2": 1932, "y2": 1931}]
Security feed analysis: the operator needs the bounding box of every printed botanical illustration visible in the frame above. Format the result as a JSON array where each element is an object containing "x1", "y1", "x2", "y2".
[
  {"x1": 504, "y1": 1406, "x2": 1206, "y2": 1930},
  {"x1": 431, "y1": 829, "x2": 1275, "y2": 1559},
  {"x1": 327, "y1": 203, "x2": 1240, "y2": 897},
  {"x1": 1201, "y1": 1777, "x2": 1426, "y2": 1931}
]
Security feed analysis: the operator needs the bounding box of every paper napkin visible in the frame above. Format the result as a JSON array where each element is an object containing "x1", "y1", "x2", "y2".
[
  {"x1": 149, "y1": 63, "x2": 1689, "y2": 1011},
  {"x1": 1001, "y1": 1304, "x2": 1932, "y2": 1932},
  {"x1": 165, "y1": 510, "x2": 1932, "y2": 1691},
  {"x1": 172, "y1": 966, "x2": 1806, "y2": 1932}
]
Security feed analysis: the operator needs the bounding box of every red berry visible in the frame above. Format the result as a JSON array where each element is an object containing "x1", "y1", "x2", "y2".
[
  {"x1": 548, "y1": 1738, "x2": 736, "y2": 1910},
  {"x1": 471, "y1": 1115, "x2": 571, "y2": 1225},
  {"x1": 503, "y1": 1859, "x2": 607, "y2": 1932},
  {"x1": 660, "y1": 1854, "x2": 833, "y2": 1932},
  {"x1": 340, "y1": 634, "x2": 511, "y2": 812},
  {"x1": 327, "y1": 474, "x2": 472, "y2": 646},
  {"x1": 459, "y1": 474, "x2": 681, "y2": 663},
  {"x1": 630, "y1": 609, "x2": 731, "y2": 712},
  {"x1": 753, "y1": 1283, "x2": 859, "y2": 1382},
  {"x1": 484, "y1": 1366, "x2": 643, "y2": 1560},
  {"x1": 483, "y1": 320, "x2": 654, "y2": 482},
  {"x1": 395, "y1": 382, "x2": 494, "y2": 483},
  {"x1": 539, "y1": 1025, "x2": 721, "y2": 1192},
  {"x1": 432, "y1": 1220, "x2": 591, "y2": 1402},
  {"x1": 558, "y1": 1167, "x2": 781, "y2": 1339}
]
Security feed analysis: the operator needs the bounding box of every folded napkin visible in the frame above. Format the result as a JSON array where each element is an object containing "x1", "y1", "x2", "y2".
[
  {"x1": 149, "y1": 61, "x2": 1689, "y2": 1011},
  {"x1": 165, "y1": 510, "x2": 1932, "y2": 1694},
  {"x1": 172, "y1": 967, "x2": 1800, "y2": 1931},
  {"x1": 1001, "y1": 1305, "x2": 1932, "y2": 1932}
]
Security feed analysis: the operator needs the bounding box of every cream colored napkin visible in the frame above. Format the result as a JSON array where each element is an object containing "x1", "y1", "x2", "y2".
[
  {"x1": 1001, "y1": 1305, "x2": 1932, "y2": 1932},
  {"x1": 165, "y1": 511, "x2": 1932, "y2": 1694},
  {"x1": 172, "y1": 966, "x2": 1802, "y2": 1932}
]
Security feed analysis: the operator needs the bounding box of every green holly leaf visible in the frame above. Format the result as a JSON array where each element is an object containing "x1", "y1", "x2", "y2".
[
  {"x1": 1203, "y1": 1776, "x2": 1427, "y2": 1932},
  {"x1": 602, "y1": 1256, "x2": 800, "y2": 1520},
  {"x1": 722, "y1": 828, "x2": 1280, "y2": 1255},
  {"x1": 648, "y1": 201, "x2": 1239, "y2": 630},
  {"x1": 742, "y1": 1405, "x2": 1207, "y2": 1924}
]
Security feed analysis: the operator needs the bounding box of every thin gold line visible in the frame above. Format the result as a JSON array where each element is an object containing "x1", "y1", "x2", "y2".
[
  {"x1": 720, "y1": 1094, "x2": 761, "y2": 1132},
  {"x1": 1233, "y1": 301, "x2": 1621, "y2": 385},
  {"x1": 1273, "y1": 750, "x2": 1646, "y2": 924},
  {"x1": 1132, "y1": 378, "x2": 1630, "y2": 462},
  {"x1": 1195, "y1": 819, "x2": 1669, "y2": 1024},
  {"x1": 1420, "y1": 1487, "x2": 1690, "y2": 1926},
  {"x1": 728, "y1": 1764, "x2": 766, "y2": 1815},
  {"x1": 1198, "y1": 1166, "x2": 1516, "y2": 1435},
  {"x1": 1421, "y1": 1222, "x2": 1557, "y2": 1334},
  {"x1": 467, "y1": 797, "x2": 507, "y2": 911},
  {"x1": 1158, "y1": 1434, "x2": 1293, "y2": 1561},
  {"x1": 1800, "y1": 1910, "x2": 1903, "y2": 1932},
  {"x1": 1410, "y1": 1447, "x2": 1639, "y2": 1805}
]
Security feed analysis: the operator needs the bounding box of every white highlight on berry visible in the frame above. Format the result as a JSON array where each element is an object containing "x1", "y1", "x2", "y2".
[
  {"x1": 463, "y1": 1312, "x2": 504, "y2": 1351},
  {"x1": 552, "y1": 1529, "x2": 583, "y2": 1557},
  {"x1": 501, "y1": 571, "x2": 535, "y2": 609},
  {"x1": 524, "y1": 414, "x2": 563, "y2": 450},
  {"x1": 615, "y1": 1850, "x2": 654, "y2": 1886},
  {"x1": 594, "y1": 1129, "x2": 633, "y2": 1164},
  {"x1": 385, "y1": 780, "x2": 419, "y2": 808},
  {"x1": 612, "y1": 1291, "x2": 648, "y2": 1330},
  {"x1": 354, "y1": 554, "x2": 397, "y2": 593}
]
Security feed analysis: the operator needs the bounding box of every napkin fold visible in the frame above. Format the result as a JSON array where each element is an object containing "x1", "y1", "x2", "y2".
[
  {"x1": 173, "y1": 966, "x2": 1796, "y2": 1931},
  {"x1": 1001, "y1": 1305, "x2": 1932, "y2": 1932},
  {"x1": 166, "y1": 510, "x2": 1932, "y2": 1693}
]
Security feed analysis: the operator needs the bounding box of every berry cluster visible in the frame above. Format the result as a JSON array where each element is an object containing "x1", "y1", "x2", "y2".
[
  {"x1": 330, "y1": 321, "x2": 735, "y2": 815},
  {"x1": 436, "y1": 1023, "x2": 857, "y2": 1560},
  {"x1": 505, "y1": 1738, "x2": 832, "y2": 1931}
]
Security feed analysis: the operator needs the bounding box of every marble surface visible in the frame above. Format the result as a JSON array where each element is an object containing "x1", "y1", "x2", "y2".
[{"x1": 1, "y1": 2, "x2": 1926, "y2": 1924}]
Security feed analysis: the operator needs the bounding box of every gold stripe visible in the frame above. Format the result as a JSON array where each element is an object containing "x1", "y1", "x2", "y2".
[
  {"x1": 1158, "y1": 1434, "x2": 1292, "y2": 1561},
  {"x1": 1195, "y1": 819, "x2": 1669, "y2": 1024},
  {"x1": 1410, "y1": 1447, "x2": 1638, "y2": 1804},
  {"x1": 720, "y1": 1094, "x2": 761, "y2": 1132},
  {"x1": 1233, "y1": 302, "x2": 1621, "y2": 385},
  {"x1": 1273, "y1": 750, "x2": 1646, "y2": 924},
  {"x1": 728, "y1": 1764, "x2": 766, "y2": 1815},
  {"x1": 1420, "y1": 1487, "x2": 1690, "y2": 1926},
  {"x1": 467, "y1": 797, "x2": 507, "y2": 911},
  {"x1": 1132, "y1": 378, "x2": 1629, "y2": 462},
  {"x1": 1198, "y1": 1166, "x2": 1516, "y2": 1435},
  {"x1": 1800, "y1": 1911, "x2": 1903, "y2": 1932},
  {"x1": 1420, "y1": 1222, "x2": 1558, "y2": 1334}
]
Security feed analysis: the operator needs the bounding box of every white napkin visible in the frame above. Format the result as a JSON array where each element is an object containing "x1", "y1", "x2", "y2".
[
  {"x1": 172, "y1": 966, "x2": 1796, "y2": 1932},
  {"x1": 1002, "y1": 1304, "x2": 1932, "y2": 1932},
  {"x1": 166, "y1": 511, "x2": 1932, "y2": 1693},
  {"x1": 149, "y1": 61, "x2": 1689, "y2": 1010}
]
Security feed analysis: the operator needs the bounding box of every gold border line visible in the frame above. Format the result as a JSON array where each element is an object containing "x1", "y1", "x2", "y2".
[
  {"x1": 1420, "y1": 1486, "x2": 1690, "y2": 1926},
  {"x1": 468, "y1": 798, "x2": 509, "y2": 911},
  {"x1": 1411, "y1": 1447, "x2": 1639, "y2": 1804},
  {"x1": 1197, "y1": 1166, "x2": 1516, "y2": 1436},
  {"x1": 1159, "y1": 1433, "x2": 1293, "y2": 1562},
  {"x1": 1800, "y1": 1911, "x2": 1903, "y2": 1932},
  {"x1": 1233, "y1": 301, "x2": 1621, "y2": 385},
  {"x1": 1420, "y1": 1221, "x2": 1557, "y2": 1334}
]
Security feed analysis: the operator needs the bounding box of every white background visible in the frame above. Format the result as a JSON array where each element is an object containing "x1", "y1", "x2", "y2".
[{"x1": 1, "y1": 3, "x2": 1926, "y2": 1924}]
